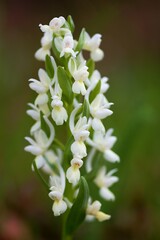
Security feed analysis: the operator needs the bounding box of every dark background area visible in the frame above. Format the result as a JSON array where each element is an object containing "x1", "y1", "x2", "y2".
[{"x1": 0, "y1": 0, "x2": 160, "y2": 239}]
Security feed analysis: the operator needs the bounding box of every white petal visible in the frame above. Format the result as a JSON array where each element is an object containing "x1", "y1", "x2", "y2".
[
  {"x1": 26, "y1": 109, "x2": 39, "y2": 120},
  {"x1": 52, "y1": 200, "x2": 67, "y2": 216},
  {"x1": 106, "y1": 136, "x2": 117, "y2": 149},
  {"x1": 92, "y1": 118, "x2": 105, "y2": 133},
  {"x1": 90, "y1": 34, "x2": 102, "y2": 50},
  {"x1": 30, "y1": 121, "x2": 41, "y2": 134},
  {"x1": 41, "y1": 32, "x2": 52, "y2": 48},
  {"x1": 94, "y1": 108, "x2": 113, "y2": 119},
  {"x1": 24, "y1": 145, "x2": 42, "y2": 155},
  {"x1": 105, "y1": 176, "x2": 119, "y2": 187},
  {"x1": 90, "y1": 70, "x2": 101, "y2": 84},
  {"x1": 87, "y1": 200, "x2": 101, "y2": 214},
  {"x1": 74, "y1": 130, "x2": 89, "y2": 142},
  {"x1": 35, "y1": 48, "x2": 50, "y2": 61},
  {"x1": 39, "y1": 103, "x2": 50, "y2": 116},
  {"x1": 39, "y1": 24, "x2": 50, "y2": 32},
  {"x1": 72, "y1": 81, "x2": 86, "y2": 95},
  {"x1": 49, "y1": 16, "x2": 65, "y2": 30},
  {"x1": 91, "y1": 48, "x2": 104, "y2": 62},
  {"x1": 38, "y1": 68, "x2": 50, "y2": 86},
  {"x1": 49, "y1": 190, "x2": 62, "y2": 200},
  {"x1": 52, "y1": 107, "x2": 68, "y2": 125},
  {"x1": 71, "y1": 141, "x2": 87, "y2": 158},
  {"x1": 34, "y1": 155, "x2": 45, "y2": 169},
  {"x1": 35, "y1": 93, "x2": 48, "y2": 105},
  {"x1": 54, "y1": 37, "x2": 63, "y2": 52},
  {"x1": 68, "y1": 57, "x2": 77, "y2": 74},
  {"x1": 63, "y1": 35, "x2": 74, "y2": 49},
  {"x1": 100, "y1": 187, "x2": 115, "y2": 201},
  {"x1": 29, "y1": 80, "x2": 46, "y2": 93},
  {"x1": 96, "y1": 211, "x2": 111, "y2": 222},
  {"x1": 66, "y1": 166, "x2": 80, "y2": 185},
  {"x1": 34, "y1": 129, "x2": 49, "y2": 147},
  {"x1": 104, "y1": 150, "x2": 120, "y2": 163},
  {"x1": 71, "y1": 157, "x2": 83, "y2": 168}
]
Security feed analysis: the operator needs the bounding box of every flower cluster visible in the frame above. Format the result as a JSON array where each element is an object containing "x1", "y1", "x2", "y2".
[{"x1": 25, "y1": 16, "x2": 119, "y2": 223}]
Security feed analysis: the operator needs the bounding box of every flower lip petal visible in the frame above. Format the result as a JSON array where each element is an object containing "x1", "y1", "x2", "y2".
[{"x1": 24, "y1": 145, "x2": 42, "y2": 155}]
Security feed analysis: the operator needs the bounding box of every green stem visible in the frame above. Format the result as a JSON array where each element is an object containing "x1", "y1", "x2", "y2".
[
  {"x1": 54, "y1": 138, "x2": 65, "y2": 151},
  {"x1": 62, "y1": 213, "x2": 73, "y2": 240},
  {"x1": 33, "y1": 160, "x2": 49, "y2": 191},
  {"x1": 63, "y1": 235, "x2": 72, "y2": 240}
]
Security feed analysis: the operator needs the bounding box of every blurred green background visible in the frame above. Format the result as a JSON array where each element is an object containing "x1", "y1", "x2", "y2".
[{"x1": 0, "y1": 0, "x2": 160, "y2": 239}]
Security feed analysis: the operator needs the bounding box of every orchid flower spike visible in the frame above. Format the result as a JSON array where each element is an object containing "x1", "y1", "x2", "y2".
[{"x1": 25, "y1": 16, "x2": 120, "y2": 233}]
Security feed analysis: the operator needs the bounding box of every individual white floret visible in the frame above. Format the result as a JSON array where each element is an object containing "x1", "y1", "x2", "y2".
[
  {"x1": 69, "y1": 105, "x2": 89, "y2": 158},
  {"x1": 87, "y1": 129, "x2": 120, "y2": 163},
  {"x1": 25, "y1": 117, "x2": 55, "y2": 168},
  {"x1": 66, "y1": 157, "x2": 83, "y2": 185},
  {"x1": 84, "y1": 33, "x2": 102, "y2": 51},
  {"x1": 54, "y1": 35, "x2": 78, "y2": 58},
  {"x1": 83, "y1": 32, "x2": 104, "y2": 61},
  {"x1": 29, "y1": 68, "x2": 52, "y2": 116},
  {"x1": 35, "y1": 16, "x2": 66, "y2": 61},
  {"x1": 49, "y1": 164, "x2": 67, "y2": 216},
  {"x1": 86, "y1": 200, "x2": 111, "y2": 222},
  {"x1": 87, "y1": 70, "x2": 109, "y2": 94},
  {"x1": 90, "y1": 93, "x2": 113, "y2": 120},
  {"x1": 29, "y1": 68, "x2": 51, "y2": 94},
  {"x1": 68, "y1": 57, "x2": 89, "y2": 95},
  {"x1": 94, "y1": 167, "x2": 119, "y2": 201},
  {"x1": 51, "y1": 95, "x2": 68, "y2": 126}
]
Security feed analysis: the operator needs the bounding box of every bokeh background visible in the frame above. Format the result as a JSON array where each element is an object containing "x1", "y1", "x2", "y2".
[{"x1": 0, "y1": 0, "x2": 160, "y2": 239}]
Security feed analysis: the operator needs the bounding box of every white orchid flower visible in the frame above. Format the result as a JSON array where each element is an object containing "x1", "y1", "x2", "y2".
[
  {"x1": 29, "y1": 68, "x2": 52, "y2": 116},
  {"x1": 83, "y1": 32, "x2": 104, "y2": 62},
  {"x1": 94, "y1": 167, "x2": 119, "y2": 201},
  {"x1": 54, "y1": 35, "x2": 77, "y2": 58},
  {"x1": 68, "y1": 57, "x2": 89, "y2": 95},
  {"x1": 29, "y1": 68, "x2": 51, "y2": 94},
  {"x1": 51, "y1": 95, "x2": 68, "y2": 125},
  {"x1": 84, "y1": 33, "x2": 102, "y2": 51},
  {"x1": 25, "y1": 117, "x2": 55, "y2": 168},
  {"x1": 86, "y1": 70, "x2": 109, "y2": 94},
  {"x1": 90, "y1": 93, "x2": 113, "y2": 119},
  {"x1": 87, "y1": 129, "x2": 120, "y2": 163},
  {"x1": 69, "y1": 105, "x2": 89, "y2": 158},
  {"x1": 49, "y1": 164, "x2": 67, "y2": 216},
  {"x1": 86, "y1": 200, "x2": 111, "y2": 222},
  {"x1": 66, "y1": 157, "x2": 83, "y2": 185},
  {"x1": 35, "y1": 17, "x2": 67, "y2": 61}
]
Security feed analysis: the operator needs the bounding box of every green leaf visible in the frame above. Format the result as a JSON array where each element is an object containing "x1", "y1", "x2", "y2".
[
  {"x1": 87, "y1": 59, "x2": 95, "y2": 78},
  {"x1": 82, "y1": 99, "x2": 90, "y2": 119},
  {"x1": 45, "y1": 55, "x2": 54, "y2": 78},
  {"x1": 67, "y1": 15, "x2": 75, "y2": 33},
  {"x1": 89, "y1": 80, "x2": 101, "y2": 103},
  {"x1": 52, "y1": 38, "x2": 60, "y2": 60},
  {"x1": 65, "y1": 177, "x2": 89, "y2": 235},
  {"x1": 75, "y1": 28, "x2": 85, "y2": 52},
  {"x1": 57, "y1": 66, "x2": 73, "y2": 104}
]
